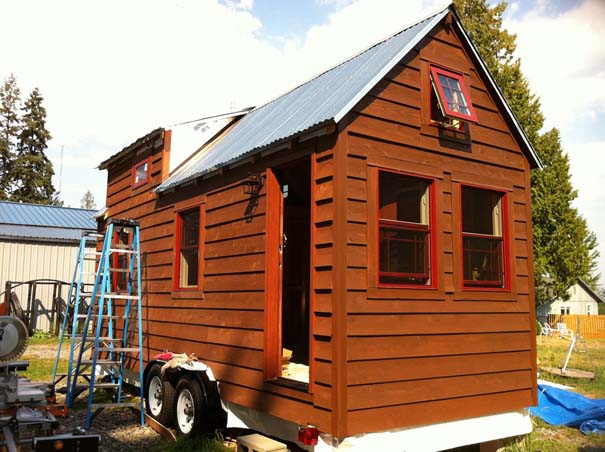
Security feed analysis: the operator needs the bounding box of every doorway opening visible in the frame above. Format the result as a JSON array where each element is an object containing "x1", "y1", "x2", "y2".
[{"x1": 274, "y1": 157, "x2": 311, "y2": 384}]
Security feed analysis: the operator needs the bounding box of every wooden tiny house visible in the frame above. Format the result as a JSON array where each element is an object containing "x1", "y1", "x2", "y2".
[{"x1": 99, "y1": 5, "x2": 539, "y2": 447}]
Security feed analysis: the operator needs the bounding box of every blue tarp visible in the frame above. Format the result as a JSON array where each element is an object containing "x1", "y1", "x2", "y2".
[{"x1": 530, "y1": 384, "x2": 605, "y2": 434}]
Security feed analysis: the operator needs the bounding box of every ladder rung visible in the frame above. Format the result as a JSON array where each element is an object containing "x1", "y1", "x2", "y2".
[
  {"x1": 81, "y1": 359, "x2": 121, "y2": 365},
  {"x1": 75, "y1": 383, "x2": 119, "y2": 389},
  {"x1": 109, "y1": 248, "x2": 137, "y2": 254},
  {"x1": 85, "y1": 251, "x2": 103, "y2": 256},
  {"x1": 76, "y1": 336, "x2": 122, "y2": 342},
  {"x1": 76, "y1": 314, "x2": 124, "y2": 319},
  {"x1": 104, "y1": 294, "x2": 139, "y2": 300},
  {"x1": 112, "y1": 243, "x2": 134, "y2": 249},
  {"x1": 109, "y1": 268, "x2": 131, "y2": 273},
  {"x1": 91, "y1": 402, "x2": 140, "y2": 409},
  {"x1": 97, "y1": 347, "x2": 139, "y2": 353}
]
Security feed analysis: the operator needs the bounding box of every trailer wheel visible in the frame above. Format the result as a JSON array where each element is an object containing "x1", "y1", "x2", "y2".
[
  {"x1": 175, "y1": 375, "x2": 208, "y2": 437},
  {"x1": 144, "y1": 364, "x2": 176, "y2": 426}
]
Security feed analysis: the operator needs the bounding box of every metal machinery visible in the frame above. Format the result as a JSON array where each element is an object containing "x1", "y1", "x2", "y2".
[{"x1": 0, "y1": 316, "x2": 99, "y2": 451}]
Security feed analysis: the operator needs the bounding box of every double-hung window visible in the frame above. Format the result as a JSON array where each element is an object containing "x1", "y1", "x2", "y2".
[
  {"x1": 175, "y1": 208, "x2": 200, "y2": 289},
  {"x1": 461, "y1": 186, "x2": 506, "y2": 288},
  {"x1": 378, "y1": 170, "x2": 432, "y2": 286}
]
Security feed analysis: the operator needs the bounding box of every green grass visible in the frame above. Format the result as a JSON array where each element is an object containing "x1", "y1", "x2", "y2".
[
  {"x1": 152, "y1": 436, "x2": 234, "y2": 452},
  {"x1": 500, "y1": 337, "x2": 605, "y2": 452}
]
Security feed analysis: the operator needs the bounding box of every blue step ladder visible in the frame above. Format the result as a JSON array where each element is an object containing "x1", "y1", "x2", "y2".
[{"x1": 53, "y1": 218, "x2": 144, "y2": 430}]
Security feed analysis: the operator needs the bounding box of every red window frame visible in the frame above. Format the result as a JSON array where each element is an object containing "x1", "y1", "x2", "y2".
[
  {"x1": 132, "y1": 157, "x2": 151, "y2": 189},
  {"x1": 460, "y1": 184, "x2": 509, "y2": 290},
  {"x1": 112, "y1": 229, "x2": 132, "y2": 293},
  {"x1": 174, "y1": 206, "x2": 202, "y2": 291},
  {"x1": 377, "y1": 169, "x2": 436, "y2": 288},
  {"x1": 430, "y1": 65, "x2": 478, "y2": 123}
]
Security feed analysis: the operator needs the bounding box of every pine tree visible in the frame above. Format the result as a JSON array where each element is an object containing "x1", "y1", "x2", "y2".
[
  {"x1": 453, "y1": 0, "x2": 600, "y2": 303},
  {"x1": 81, "y1": 190, "x2": 96, "y2": 209},
  {"x1": 11, "y1": 88, "x2": 59, "y2": 205},
  {"x1": 0, "y1": 74, "x2": 21, "y2": 200}
]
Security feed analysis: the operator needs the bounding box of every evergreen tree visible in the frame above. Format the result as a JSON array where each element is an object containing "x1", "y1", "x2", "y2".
[
  {"x1": 11, "y1": 88, "x2": 59, "y2": 205},
  {"x1": 0, "y1": 74, "x2": 21, "y2": 200},
  {"x1": 453, "y1": 0, "x2": 600, "y2": 303},
  {"x1": 81, "y1": 189, "x2": 96, "y2": 209}
]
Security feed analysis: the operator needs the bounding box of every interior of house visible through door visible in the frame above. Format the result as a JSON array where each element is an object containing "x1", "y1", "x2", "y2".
[{"x1": 265, "y1": 157, "x2": 311, "y2": 385}]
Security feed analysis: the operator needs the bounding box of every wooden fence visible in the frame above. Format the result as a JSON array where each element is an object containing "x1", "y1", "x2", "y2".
[{"x1": 546, "y1": 314, "x2": 605, "y2": 339}]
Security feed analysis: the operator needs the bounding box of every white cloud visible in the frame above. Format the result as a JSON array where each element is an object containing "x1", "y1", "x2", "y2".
[
  {"x1": 506, "y1": 0, "x2": 605, "y2": 282},
  {"x1": 567, "y1": 140, "x2": 605, "y2": 279},
  {"x1": 505, "y1": 0, "x2": 605, "y2": 131}
]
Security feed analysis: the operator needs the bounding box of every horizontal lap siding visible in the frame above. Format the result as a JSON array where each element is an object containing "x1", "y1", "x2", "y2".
[
  {"x1": 341, "y1": 22, "x2": 536, "y2": 435},
  {"x1": 105, "y1": 133, "x2": 332, "y2": 432}
]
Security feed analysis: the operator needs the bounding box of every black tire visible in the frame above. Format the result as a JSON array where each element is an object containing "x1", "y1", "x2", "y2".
[
  {"x1": 174, "y1": 374, "x2": 209, "y2": 437},
  {"x1": 144, "y1": 364, "x2": 177, "y2": 427}
]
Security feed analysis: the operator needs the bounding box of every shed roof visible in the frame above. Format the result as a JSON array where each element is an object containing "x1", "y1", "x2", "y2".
[
  {"x1": 152, "y1": 3, "x2": 540, "y2": 192},
  {"x1": 0, "y1": 201, "x2": 96, "y2": 242}
]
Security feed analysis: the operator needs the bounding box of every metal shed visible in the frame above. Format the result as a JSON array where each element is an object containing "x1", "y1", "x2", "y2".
[{"x1": 0, "y1": 201, "x2": 97, "y2": 331}]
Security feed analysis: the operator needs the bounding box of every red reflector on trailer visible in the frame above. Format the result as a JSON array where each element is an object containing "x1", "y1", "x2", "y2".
[{"x1": 298, "y1": 426, "x2": 319, "y2": 445}]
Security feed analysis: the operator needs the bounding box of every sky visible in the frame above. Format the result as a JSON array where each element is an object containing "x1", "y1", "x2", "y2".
[{"x1": 1, "y1": 0, "x2": 604, "y2": 282}]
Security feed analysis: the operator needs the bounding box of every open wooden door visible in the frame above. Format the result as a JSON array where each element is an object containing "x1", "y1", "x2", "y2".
[{"x1": 264, "y1": 159, "x2": 311, "y2": 385}]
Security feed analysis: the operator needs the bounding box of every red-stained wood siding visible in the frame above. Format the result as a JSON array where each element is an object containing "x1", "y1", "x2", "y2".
[
  {"x1": 103, "y1": 14, "x2": 537, "y2": 440},
  {"x1": 104, "y1": 131, "x2": 334, "y2": 433},
  {"x1": 339, "y1": 19, "x2": 537, "y2": 435}
]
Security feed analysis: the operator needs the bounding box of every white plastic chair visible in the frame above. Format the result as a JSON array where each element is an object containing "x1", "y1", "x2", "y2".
[
  {"x1": 556, "y1": 322, "x2": 574, "y2": 340},
  {"x1": 541, "y1": 323, "x2": 553, "y2": 336}
]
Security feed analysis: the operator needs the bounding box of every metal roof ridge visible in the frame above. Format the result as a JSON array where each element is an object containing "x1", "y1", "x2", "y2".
[
  {"x1": 0, "y1": 200, "x2": 96, "y2": 213},
  {"x1": 248, "y1": 2, "x2": 452, "y2": 116}
]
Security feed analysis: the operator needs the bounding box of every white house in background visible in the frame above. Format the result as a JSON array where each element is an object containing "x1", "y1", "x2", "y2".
[{"x1": 537, "y1": 278, "x2": 604, "y2": 321}]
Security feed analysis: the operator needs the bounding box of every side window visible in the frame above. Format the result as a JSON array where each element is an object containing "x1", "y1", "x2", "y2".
[
  {"x1": 175, "y1": 208, "x2": 201, "y2": 289},
  {"x1": 133, "y1": 158, "x2": 150, "y2": 188},
  {"x1": 430, "y1": 65, "x2": 477, "y2": 129},
  {"x1": 113, "y1": 228, "x2": 132, "y2": 292},
  {"x1": 461, "y1": 186, "x2": 506, "y2": 288},
  {"x1": 378, "y1": 170, "x2": 433, "y2": 286}
]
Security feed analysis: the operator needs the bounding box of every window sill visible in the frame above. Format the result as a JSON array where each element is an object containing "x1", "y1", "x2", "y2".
[
  {"x1": 368, "y1": 286, "x2": 445, "y2": 300},
  {"x1": 172, "y1": 289, "x2": 204, "y2": 300},
  {"x1": 264, "y1": 378, "x2": 312, "y2": 401}
]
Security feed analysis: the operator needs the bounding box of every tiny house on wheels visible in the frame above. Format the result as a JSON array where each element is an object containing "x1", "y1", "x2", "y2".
[{"x1": 98, "y1": 4, "x2": 540, "y2": 451}]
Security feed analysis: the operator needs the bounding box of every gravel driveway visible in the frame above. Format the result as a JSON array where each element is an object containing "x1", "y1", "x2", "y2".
[{"x1": 22, "y1": 342, "x2": 167, "y2": 451}]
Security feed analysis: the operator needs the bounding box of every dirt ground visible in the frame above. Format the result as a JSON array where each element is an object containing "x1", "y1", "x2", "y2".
[{"x1": 21, "y1": 342, "x2": 166, "y2": 452}]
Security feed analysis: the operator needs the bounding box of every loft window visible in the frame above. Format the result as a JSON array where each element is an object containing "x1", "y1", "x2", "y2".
[
  {"x1": 430, "y1": 66, "x2": 477, "y2": 127},
  {"x1": 378, "y1": 170, "x2": 432, "y2": 286},
  {"x1": 133, "y1": 158, "x2": 150, "y2": 188},
  {"x1": 462, "y1": 186, "x2": 506, "y2": 288},
  {"x1": 175, "y1": 208, "x2": 200, "y2": 289}
]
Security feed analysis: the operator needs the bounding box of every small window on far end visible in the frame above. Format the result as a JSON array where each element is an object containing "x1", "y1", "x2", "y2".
[
  {"x1": 175, "y1": 208, "x2": 200, "y2": 289},
  {"x1": 430, "y1": 66, "x2": 478, "y2": 125},
  {"x1": 133, "y1": 159, "x2": 150, "y2": 188}
]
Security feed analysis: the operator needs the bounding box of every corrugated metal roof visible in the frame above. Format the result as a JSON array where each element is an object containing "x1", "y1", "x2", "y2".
[
  {"x1": 0, "y1": 201, "x2": 96, "y2": 241},
  {"x1": 0, "y1": 224, "x2": 88, "y2": 242},
  {"x1": 157, "y1": 6, "x2": 450, "y2": 192}
]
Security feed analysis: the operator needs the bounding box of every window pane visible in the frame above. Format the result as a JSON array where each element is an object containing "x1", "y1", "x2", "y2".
[
  {"x1": 379, "y1": 172, "x2": 429, "y2": 224},
  {"x1": 463, "y1": 235, "x2": 503, "y2": 285},
  {"x1": 379, "y1": 225, "x2": 428, "y2": 285},
  {"x1": 378, "y1": 171, "x2": 431, "y2": 286},
  {"x1": 178, "y1": 208, "x2": 200, "y2": 288},
  {"x1": 180, "y1": 248, "x2": 198, "y2": 287},
  {"x1": 180, "y1": 210, "x2": 200, "y2": 247},
  {"x1": 437, "y1": 73, "x2": 471, "y2": 116},
  {"x1": 462, "y1": 187, "x2": 501, "y2": 236},
  {"x1": 135, "y1": 162, "x2": 148, "y2": 184}
]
